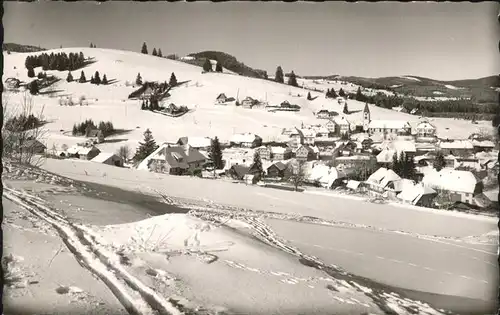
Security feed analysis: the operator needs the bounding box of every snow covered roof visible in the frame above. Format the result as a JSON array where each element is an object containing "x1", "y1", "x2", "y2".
[
  {"x1": 368, "y1": 120, "x2": 411, "y2": 130},
  {"x1": 178, "y1": 136, "x2": 212, "y2": 148},
  {"x1": 307, "y1": 165, "x2": 346, "y2": 188},
  {"x1": 439, "y1": 140, "x2": 473, "y2": 150},
  {"x1": 230, "y1": 133, "x2": 261, "y2": 144},
  {"x1": 471, "y1": 140, "x2": 495, "y2": 148},
  {"x1": 416, "y1": 121, "x2": 436, "y2": 130},
  {"x1": 366, "y1": 167, "x2": 401, "y2": 188},
  {"x1": 397, "y1": 183, "x2": 436, "y2": 205},
  {"x1": 270, "y1": 146, "x2": 291, "y2": 154},
  {"x1": 422, "y1": 169, "x2": 480, "y2": 194},
  {"x1": 91, "y1": 152, "x2": 120, "y2": 163},
  {"x1": 346, "y1": 180, "x2": 361, "y2": 190},
  {"x1": 380, "y1": 140, "x2": 416, "y2": 153},
  {"x1": 333, "y1": 116, "x2": 351, "y2": 126},
  {"x1": 299, "y1": 128, "x2": 316, "y2": 138},
  {"x1": 78, "y1": 146, "x2": 100, "y2": 155},
  {"x1": 376, "y1": 149, "x2": 396, "y2": 163}
]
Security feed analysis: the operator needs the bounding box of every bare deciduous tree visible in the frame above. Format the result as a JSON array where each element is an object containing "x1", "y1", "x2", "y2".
[
  {"x1": 3, "y1": 92, "x2": 48, "y2": 166},
  {"x1": 286, "y1": 160, "x2": 307, "y2": 191},
  {"x1": 117, "y1": 145, "x2": 131, "y2": 162}
]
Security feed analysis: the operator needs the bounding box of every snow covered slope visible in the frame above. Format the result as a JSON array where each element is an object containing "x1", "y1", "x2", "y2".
[{"x1": 3, "y1": 48, "x2": 493, "y2": 155}]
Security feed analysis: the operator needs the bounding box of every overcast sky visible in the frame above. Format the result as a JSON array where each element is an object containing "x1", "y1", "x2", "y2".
[{"x1": 5, "y1": 1, "x2": 499, "y2": 80}]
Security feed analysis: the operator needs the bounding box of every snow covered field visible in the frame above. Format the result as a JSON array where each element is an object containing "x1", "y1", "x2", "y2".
[
  {"x1": 3, "y1": 163, "x2": 459, "y2": 315},
  {"x1": 3, "y1": 48, "x2": 493, "y2": 158}
]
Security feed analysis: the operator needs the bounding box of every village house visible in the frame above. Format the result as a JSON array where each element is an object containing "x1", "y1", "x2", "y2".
[
  {"x1": 230, "y1": 133, "x2": 263, "y2": 148},
  {"x1": 471, "y1": 140, "x2": 495, "y2": 153},
  {"x1": 438, "y1": 140, "x2": 474, "y2": 157},
  {"x1": 367, "y1": 120, "x2": 412, "y2": 136},
  {"x1": 380, "y1": 140, "x2": 417, "y2": 158},
  {"x1": 314, "y1": 138, "x2": 337, "y2": 148},
  {"x1": 444, "y1": 155, "x2": 481, "y2": 171},
  {"x1": 241, "y1": 96, "x2": 257, "y2": 108},
  {"x1": 422, "y1": 169, "x2": 484, "y2": 206},
  {"x1": 333, "y1": 154, "x2": 377, "y2": 172},
  {"x1": 415, "y1": 120, "x2": 437, "y2": 138},
  {"x1": 87, "y1": 129, "x2": 105, "y2": 144},
  {"x1": 266, "y1": 161, "x2": 288, "y2": 178},
  {"x1": 316, "y1": 109, "x2": 330, "y2": 119},
  {"x1": 91, "y1": 152, "x2": 124, "y2": 167},
  {"x1": 177, "y1": 136, "x2": 213, "y2": 151},
  {"x1": 147, "y1": 144, "x2": 207, "y2": 175},
  {"x1": 255, "y1": 146, "x2": 272, "y2": 160},
  {"x1": 312, "y1": 126, "x2": 330, "y2": 138},
  {"x1": 397, "y1": 182, "x2": 437, "y2": 207},
  {"x1": 333, "y1": 116, "x2": 352, "y2": 136},
  {"x1": 295, "y1": 145, "x2": 319, "y2": 161},
  {"x1": 286, "y1": 128, "x2": 304, "y2": 149},
  {"x1": 67, "y1": 144, "x2": 101, "y2": 161},
  {"x1": 415, "y1": 142, "x2": 437, "y2": 156},
  {"x1": 19, "y1": 139, "x2": 46, "y2": 155},
  {"x1": 228, "y1": 164, "x2": 250, "y2": 180},
  {"x1": 270, "y1": 146, "x2": 292, "y2": 160},
  {"x1": 325, "y1": 119, "x2": 338, "y2": 137},
  {"x1": 365, "y1": 167, "x2": 402, "y2": 196},
  {"x1": 215, "y1": 93, "x2": 234, "y2": 104},
  {"x1": 298, "y1": 128, "x2": 316, "y2": 146},
  {"x1": 306, "y1": 164, "x2": 347, "y2": 189}
]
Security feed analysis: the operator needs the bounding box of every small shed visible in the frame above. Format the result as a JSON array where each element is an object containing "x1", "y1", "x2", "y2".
[{"x1": 91, "y1": 153, "x2": 124, "y2": 167}]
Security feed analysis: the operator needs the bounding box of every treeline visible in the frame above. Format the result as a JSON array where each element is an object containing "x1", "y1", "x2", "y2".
[
  {"x1": 72, "y1": 119, "x2": 115, "y2": 137},
  {"x1": 5, "y1": 114, "x2": 43, "y2": 132},
  {"x1": 140, "y1": 42, "x2": 163, "y2": 57},
  {"x1": 25, "y1": 51, "x2": 88, "y2": 72},
  {"x1": 274, "y1": 66, "x2": 299, "y2": 87},
  {"x1": 349, "y1": 87, "x2": 496, "y2": 114},
  {"x1": 66, "y1": 70, "x2": 109, "y2": 85}
]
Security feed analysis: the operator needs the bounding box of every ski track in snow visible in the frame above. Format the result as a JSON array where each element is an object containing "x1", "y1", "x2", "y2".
[{"x1": 4, "y1": 186, "x2": 184, "y2": 315}]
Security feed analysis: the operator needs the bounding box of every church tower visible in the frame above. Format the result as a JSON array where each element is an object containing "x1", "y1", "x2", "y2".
[{"x1": 363, "y1": 103, "x2": 371, "y2": 132}]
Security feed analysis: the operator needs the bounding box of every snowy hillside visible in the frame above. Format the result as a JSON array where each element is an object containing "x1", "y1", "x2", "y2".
[{"x1": 3, "y1": 48, "x2": 493, "y2": 155}]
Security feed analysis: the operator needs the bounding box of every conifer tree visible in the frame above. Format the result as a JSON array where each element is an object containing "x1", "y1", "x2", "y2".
[
  {"x1": 331, "y1": 88, "x2": 338, "y2": 98},
  {"x1": 275, "y1": 66, "x2": 284, "y2": 83},
  {"x1": 391, "y1": 152, "x2": 402, "y2": 176},
  {"x1": 157, "y1": 49, "x2": 163, "y2": 58},
  {"x1": 202, "y1": 59, "x2": 212, "y2": 72},
  {"x1": 356, "y1": 87, "x2": 363, "y2": 101},
  {"x1": 133, "y1": 129, "x2": 159, "y2": 162},
  {"x1": 152, "y1": 48, "x2": 157, "y2": 56},
  {"x1": 403, "y1": 153, "x2": 416, "y2": 180},
  {"x1": 215, "y1": 61, "x2": 223, "y2": 73},
  {"x1": 208, "y1": 136, "x2": 224, "y2": 170},
  {"x1": 102, "y1": 74, "x2": 108, "y2": 85},
  {"x1": 136, "y1": 73, "x2": 143, "y2": 86},
  {"x1": 141, "y1": 42, "x2": 148, "y2": 54},
  {"x1": 27, "y1": 67, "x2": 35, "y2": 78},
  {"x1": 339, "y1": 88, "x2": 346, "y2": 97},
  {"x1": 307, "y1": 92, "x2": 312, "y2": 100},
  {"x1": 79, "y1": 71, "x2": 86, "y2": 83},
  {"x1": 90, "y1": 42, "x2": 94, "y2": 48},
  {"x1": 343, "y1": 103, "x2": 349, "y2": 114},
  {"x1": 252, "y1": 151, "x2": 264, "y2": 177},
  {"x1": 90, "y1": 76, "x2": 96, "y2": 84},
  {"x1": 169, "y1": 72, "x2": 178, "y2": 87},
  {"x1": 288, "y1": 71, "x2": 298, "y2": 87},
  {"x1": 66, "y1": 71, "x2": 74, "y2": 82},
  {"x1": 94, "y1": 71, "x2": 101, "y2": 85},
  {"x1": 29, "y1": 80, "x2": 39, "y2": 95},
  {"x1": 433, "y1": 151, "x2": 446, "y2": 171}
]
